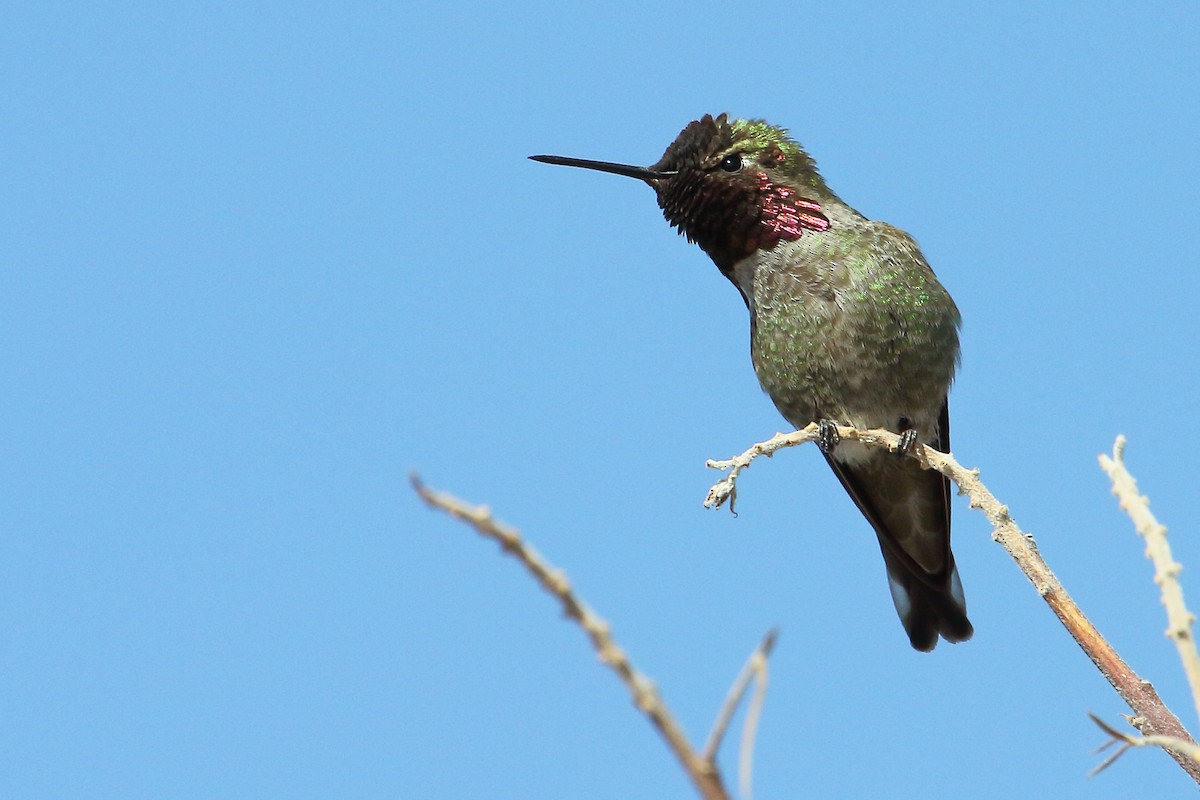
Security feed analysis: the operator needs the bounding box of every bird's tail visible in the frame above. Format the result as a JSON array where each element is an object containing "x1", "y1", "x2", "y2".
[
  {"x1": 823, "y1": 448, "x2": 973, "y2": 651},
  {"x1": 880, "y1": 546, "x2": 973, "y2": 651}
]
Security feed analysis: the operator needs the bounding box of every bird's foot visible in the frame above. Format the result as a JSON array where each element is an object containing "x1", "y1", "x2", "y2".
[
  {"x1": 816, "y1": 419, "x2": 841, "y2": 454},
  {"x1": 896, "y1": 428, "x2": 920, "y2": 455}
]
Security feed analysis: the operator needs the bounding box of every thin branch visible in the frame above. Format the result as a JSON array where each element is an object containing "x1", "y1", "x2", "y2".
[
  {"x1": 1088, "y1": 713, "x2": 1200, "y2": 776},
  {"x1": 1100, "y1": 436, "x2": 1200, "y2": 724},
  {"x1": 702, "y1": 628, "x2": 778, "y2": 800},
  {"x1": 703, "y1": 628, "x2": 778, "y2": 760},
  {"x1": 739, "y1": 635, "x2": 772, "y2": 800},
  {"x1": 705, "y1": 424, "x2": 1200, "y2": 783},
  {"x1": 411, "y1": 473, "x2": 727, "y2": 800}
]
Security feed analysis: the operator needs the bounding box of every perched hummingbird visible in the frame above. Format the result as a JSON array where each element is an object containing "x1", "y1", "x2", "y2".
[{"x1": 531, "y1": 113, "x2": 971, "y2": 651}]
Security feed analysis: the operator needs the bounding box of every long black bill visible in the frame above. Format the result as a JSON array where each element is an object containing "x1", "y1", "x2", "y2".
[{"x1": 529, "y1": 154, "x2": 675, "y2": 182}]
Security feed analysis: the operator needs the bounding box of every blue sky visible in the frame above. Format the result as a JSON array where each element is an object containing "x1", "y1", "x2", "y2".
[{"x1": 4, "y1": 3, "x2": 1200, "y2": 798}]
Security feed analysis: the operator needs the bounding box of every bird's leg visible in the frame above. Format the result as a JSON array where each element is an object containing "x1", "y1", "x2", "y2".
[
  {"x1": 816, "y1": 418, "x2": 841, "y2": 454},
  {"x1": 895, "y1": 418, "x2": 919, "y2": 455}
]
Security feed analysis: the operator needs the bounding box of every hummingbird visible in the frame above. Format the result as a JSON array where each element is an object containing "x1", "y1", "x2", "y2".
[{"x1": 531, "y1": 113, "x2": 971, "y2": 651}]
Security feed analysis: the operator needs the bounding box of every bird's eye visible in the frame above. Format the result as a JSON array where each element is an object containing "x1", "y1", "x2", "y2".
[{"x1": 718, "y1": 152, "x2": 742, "y2": 172}]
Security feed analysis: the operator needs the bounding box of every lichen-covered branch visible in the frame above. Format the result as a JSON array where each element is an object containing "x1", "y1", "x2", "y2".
[
  {"x1": 1100, "y1": 436, "x2": 1200, "y2": 724},
  {"x1": 413, "y1": 473, "x2": 775, "y2": 800},
  {"x1": 706, "y1": 424, "x2": 1200, "y2": 783}
]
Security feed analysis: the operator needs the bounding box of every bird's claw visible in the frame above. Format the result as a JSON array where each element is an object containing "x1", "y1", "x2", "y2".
[
  {"x1": 897, "y1": 428, "x2": 920, "y2": 454},
  {"x1": 817, "y1": 419, "x2": 841, "y2": 454}
]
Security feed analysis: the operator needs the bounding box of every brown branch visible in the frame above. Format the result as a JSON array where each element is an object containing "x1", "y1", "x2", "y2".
[
  {"x1": 1099, "y1": 436, "x2": 1200, "y2": 724},
  {"x1": 706, "y1": 424, "x2": 1200, "y2": 783},
  {"x1": 413, "y1": 473, "x2": 777, "y2": 800}
]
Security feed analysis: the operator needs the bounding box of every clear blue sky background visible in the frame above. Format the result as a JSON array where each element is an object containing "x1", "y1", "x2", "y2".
[{"x1": 4, "y1": 3, "x2": 1199, "y2": 798}]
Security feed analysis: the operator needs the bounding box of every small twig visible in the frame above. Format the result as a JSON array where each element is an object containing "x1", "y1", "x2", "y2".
[
  {"x1": 1088, "y1": 713, "x2": 1200, "y2": 775},
  {"x1": 705, "y1": 430, "x2": 810, "y2": 514},
  {"x1": 705, "y1": 425, "x2": 1200, "y2": 784},
  {"x1": 1099, "y1": 436, "x2": 1200, "y2": 725},
  {"x1": 739, "y1": 634, "x2": 772, "y2": 800},
  {"x1": 702, "y1": 629, "x2": 779, "y2": 800},
  {"x1": 411, "y1": 473, "x2": 727, "y2": 800}
]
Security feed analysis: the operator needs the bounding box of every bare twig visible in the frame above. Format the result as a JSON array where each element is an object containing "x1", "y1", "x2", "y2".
[
  {"x1": 702, "y1": 628, "x2": 778, "y2": 800},
  {"x1": 706, "y1": 424, "x2": 1200, "y2": 783},
  {"x1": 740, "y1": 634, "x2": 773, "y2": 800},
  {"x1": 414, "y1": 473, "x2": 774, "y2": 800},
  {"x1": 1100, "y1": 436, "x2": 1200, "y2": 724},
  {"x1": 1088, "y1": 713, "x2": 1200, "y2": 775}
]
